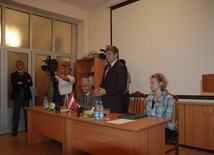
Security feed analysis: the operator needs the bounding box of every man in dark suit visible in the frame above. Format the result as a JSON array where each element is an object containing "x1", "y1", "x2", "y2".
[
  {"x1": 94, "y1": 45, "x2": 127, "y2": 113},
  {"x1": 76, "y1": 79, "x2": 97, "y2": 110},
  {"x1": 10, "y1": 60, "x2": 32, "y2": 136}
]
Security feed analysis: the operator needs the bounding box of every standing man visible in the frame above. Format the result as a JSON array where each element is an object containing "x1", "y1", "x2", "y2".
[
  {"x1": 76, "y1": 79, "x2": 97, "y2": 110},
  {"x1": 55, "y1": 65, "x2": 75, "y2": 105},
  {"x1": 10, "y1": 60, "x2": 32, "y2": 136},
  {"x1": 94, "y1": 45, "x2": 127, "y2": 113}
]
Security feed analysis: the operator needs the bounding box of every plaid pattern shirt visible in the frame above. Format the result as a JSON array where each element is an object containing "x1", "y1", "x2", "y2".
[{"x1": 146, "y1": 89, "x2": 176, "y2": 130}]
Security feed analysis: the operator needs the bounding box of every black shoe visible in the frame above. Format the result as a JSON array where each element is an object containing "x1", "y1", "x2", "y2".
[{"x1": 12, "y1": 131, "x2": 17, "y2": 137}]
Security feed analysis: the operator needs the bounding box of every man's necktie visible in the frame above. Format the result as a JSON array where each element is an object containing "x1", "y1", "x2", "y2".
[
  {"x1": 105, "y1": 65, "x2": 111, "y2": 76},
  {"x1": 84, "y1": 95, "x2": 87, "y2": 104},
  {"x1": 19, "y1": 71, "x2": 23, "y2": 76}
]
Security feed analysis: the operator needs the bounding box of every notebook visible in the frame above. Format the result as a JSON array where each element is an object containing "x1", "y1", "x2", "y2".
[{"x1": 118, "y1": 113, "x2": 148, "y2": 120}]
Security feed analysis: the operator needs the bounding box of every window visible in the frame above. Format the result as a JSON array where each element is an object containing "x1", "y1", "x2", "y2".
[
  {"x1": 5, "y1": 8, "x2": 29, "y2": 48},
  {"x1": 32, "y1": 15, "x2": 52, "y2": 51},
  {"x1": 55, "y1": 20, "x2": 72, "y2": 53},
  {"x1": 73, "y1": 24, "x2": 77, "y2": 55}
]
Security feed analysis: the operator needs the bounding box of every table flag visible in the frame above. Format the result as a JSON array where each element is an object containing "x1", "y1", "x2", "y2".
[{"x1": 67, "y1": 93, "x2": 76, "y2": 110}]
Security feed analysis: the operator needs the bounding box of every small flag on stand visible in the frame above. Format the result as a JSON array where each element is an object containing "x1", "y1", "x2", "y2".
[{"x1": 65, "y1": 93, "x2": 76, "y2": 110}]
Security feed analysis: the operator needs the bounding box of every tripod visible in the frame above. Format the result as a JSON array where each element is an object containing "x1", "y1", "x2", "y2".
[{"x1": 49, "y1": 71, "x2": 62, "y2": 112}]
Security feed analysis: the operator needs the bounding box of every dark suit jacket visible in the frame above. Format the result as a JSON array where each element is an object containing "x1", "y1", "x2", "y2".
[
  {"x1": 77, "y1": 89, "x2": 97, "y2": 110},
  {"x1": 100, "y1": 60, "x2": 127, "y2": 113},
  {"x1": 10, "y1": 71, "x2": 33, "y2": 100}
]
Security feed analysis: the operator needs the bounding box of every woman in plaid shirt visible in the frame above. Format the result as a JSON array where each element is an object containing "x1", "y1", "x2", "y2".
[{"x1": 145, "y1": 73, "x2": 176, "y2": 140}]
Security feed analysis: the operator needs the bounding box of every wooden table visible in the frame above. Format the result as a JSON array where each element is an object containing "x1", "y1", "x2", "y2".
[{"x1": 27, "y1": 106, "x2": 170, "y2": 155}]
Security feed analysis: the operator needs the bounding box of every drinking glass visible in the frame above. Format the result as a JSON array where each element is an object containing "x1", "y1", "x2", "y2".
[{"x1": 104, "y1": 108, "x2": 111, "y2": 121}]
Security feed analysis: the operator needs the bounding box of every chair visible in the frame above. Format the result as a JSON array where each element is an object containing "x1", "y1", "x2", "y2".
[
  {"x1": 165, "y1": 94, "x2": 179, "y2": 155},
  {"x1": 128, "y1": 91, "x2": 146, "y2": 114}
]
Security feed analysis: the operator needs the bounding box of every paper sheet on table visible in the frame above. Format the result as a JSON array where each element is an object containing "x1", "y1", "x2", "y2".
[
  {"x1": 107, "y1": 119, "x2": 135, "y2": 124},
  {"x1": 60, "y1": 108, "x2": 69, "y2": 112}
]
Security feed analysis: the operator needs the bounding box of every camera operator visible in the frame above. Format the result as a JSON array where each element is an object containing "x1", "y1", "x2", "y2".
[{"x1": 55, "y1": 65, "x2": 75, "y2": 105}]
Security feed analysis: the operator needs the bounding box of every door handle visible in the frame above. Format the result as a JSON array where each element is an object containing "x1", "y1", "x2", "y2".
[{"x1": 31, "y1": 88, "x2": 38, "y2": 96}]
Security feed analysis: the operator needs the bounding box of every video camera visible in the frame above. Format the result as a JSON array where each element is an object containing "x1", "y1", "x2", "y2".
[
  {"x1": 41, "y1": 56, "x2": 58, "y2": 73},
  {"x1": 99, "y1": 49, "x2": 106, "y2": 60}
]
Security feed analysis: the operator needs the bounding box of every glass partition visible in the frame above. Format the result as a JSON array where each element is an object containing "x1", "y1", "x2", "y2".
[
  {"x1": 73, "y1": 24, "x2": 77, "y2": 55},
  {"x1": 5, "y1": 8, "x2": 29, "y2": 48},
  {"x1": 55, "y1": 20, "x2": 72, "y2": 53},
  {"x1": 32, "y1": 15, "x2": 52, "y2": 51}
]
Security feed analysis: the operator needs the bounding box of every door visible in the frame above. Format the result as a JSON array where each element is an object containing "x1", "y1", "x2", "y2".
[
  {"x1": 185, "y1": 105, "x2": 209, "y2": 149},
  {"x1": 7, "y1": 51, "x2": 31, "y2": 132},
  {"x1": 34, "y1": 54, "x2": 52, "y2": 106},
  {"x1": 178, "y1": 104, "x2": 185, "y2": 145},
  {"x1": 208, "y1": 106, "x2": 214, "y2": 150}
]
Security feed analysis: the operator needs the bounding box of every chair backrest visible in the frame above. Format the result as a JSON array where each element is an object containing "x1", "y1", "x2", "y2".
[
  {"x1": 128, "y1": 91, "x2": 146, "y2": 114},
  {"x1": 169, "y1": 93, "x2": 179, "y2": 131}
]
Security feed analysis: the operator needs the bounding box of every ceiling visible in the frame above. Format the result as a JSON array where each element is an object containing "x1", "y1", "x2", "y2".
[{"x1": 54, "y1": 0, "x2": 126, "y2": 11}]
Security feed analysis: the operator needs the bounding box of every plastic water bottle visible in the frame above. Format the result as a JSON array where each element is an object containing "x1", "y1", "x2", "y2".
[
  {"x1": 95, "y1": 100, "x2": 100, "y2": 120},
  {"x1": 99, "y1": 100, "x2": 104, "y2": 120},
  {"x1": 29, "y1": 100, "x2": 32, "y2": 107},
  {"x1": 43, "y1": 96, "x2": 49, "y2": 110}
]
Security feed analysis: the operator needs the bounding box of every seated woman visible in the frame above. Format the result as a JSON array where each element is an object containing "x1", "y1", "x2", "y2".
[{"x1": 145, "y1": 73, "x2": 177, "y2": 140}]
